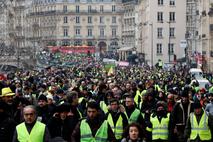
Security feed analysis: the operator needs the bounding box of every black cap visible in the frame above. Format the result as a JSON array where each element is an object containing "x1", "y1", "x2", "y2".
[
  {"x1": 156, "y1": 101, "x2": 166, "y2": 110},
  {"x1": 56, "y1": 101, "x2": 70, "y2": 112},
  {"x1": 193, "y1": 102, "x2": 202, "y2": 109},
  {"x1": 38, "y1": 94, "x2": 47, "y2": 102},
  {"x1": 87, "y1": 100, "x2": 100, "y2": 110},
  {"x1": 56, "y1": 89, "x2": 64, "y2": 94},
  {"x1": 181, "y1": 89, "x2": 189, "y2": 98}
]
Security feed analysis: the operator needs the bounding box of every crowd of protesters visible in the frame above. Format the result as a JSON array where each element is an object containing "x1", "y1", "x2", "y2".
[{"x1": 0, "y1": 51, "x2": 213, "y2": 142}]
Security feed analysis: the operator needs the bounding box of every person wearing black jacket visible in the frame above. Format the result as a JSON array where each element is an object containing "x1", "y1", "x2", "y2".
[
  {"x1": 169, "y1": 89, "x2": 194, "y2": 142},
  {"x1": 36, "y1": 94, "x2": 53, "y2": 124},
  {"x1": 0, "y1": 100, "x2": 17, "y2": 142},
  {"x1": 47, "y1": 101, "x2": 76, "y2": 142}
]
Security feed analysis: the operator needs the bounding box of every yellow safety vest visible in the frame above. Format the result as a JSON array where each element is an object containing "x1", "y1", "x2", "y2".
[
  {"x1": 107, "y1": 113, "x2": 123, "y2": 140},
  {"x1": 135, "y1": 90, "x2": 143, "y2": 106},
  {"x1": 147, "y1": 113, "x2": 170, "y2": 140},
  {"x1": 100, "y1": 101, "x2": 108, "y2": 114},
  {"x1": 158, "y1": 61, "x2": 163, "y2": 67},
  {"x1": 77, "y1": 108, "x2": 83, "y2": 118},
  {"x1": 16, "y1": 121, "x2": 45, "y2": 142},
  {"x1": 80, "y1": 119, "x2": 108, "y2": 142},
  {"x1": 190, "y1": 112, "x2": 212, "y2": 140},
  {"x1": 124, "y1": 108, "x2": 141, "y2": 123}
]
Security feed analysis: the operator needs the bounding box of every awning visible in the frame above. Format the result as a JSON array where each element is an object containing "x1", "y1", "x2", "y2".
[{"x1": 118, "y1": 47, "x2": 133, "y2": 51}]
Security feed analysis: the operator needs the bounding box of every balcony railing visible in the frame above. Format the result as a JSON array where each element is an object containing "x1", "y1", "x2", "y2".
[{"x1": 27, "y1": 9, "x2": 123, "y2": 17}]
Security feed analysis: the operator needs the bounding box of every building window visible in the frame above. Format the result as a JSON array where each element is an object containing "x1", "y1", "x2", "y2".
[
  {"x1": 88, "y1": 29, "x2": 93, "y2": 37},
  {"x1": 168, "y1": 43, "x2": 174, "y2": 54},
  {"x1": 75, "y1": 28, "x2": 80, "y2": 35},
  {"x1": 169, "y1": 27, "x2": 175, "y2": 37},
  {"x1": 157, "y1": 43, "x2": 162, "y2": 54},
  {"x1": 74, "y1": 40, "x2": 82, "y2": 46},
  {"x1": 76, "y1": 5, "x2": 79, "y2": 13},
  {"x1": 100, "y1": 16, "x2": 104, "y2": 24},
  {"x1": 62, "y1": 40, "x2": 69, "y2": 46},
  {"x1": 100, "y1": 28, "x2": 104, "y2": 37},
  {"x1": 64, "y1": 28, "x2": 68, "y2": 37},
  {"x1": 112, "y1": 5, "x2": 116, "y2": 12},
  {"x1": 157, "y1": 28, "x2": 163, "y2": 38},
  {"x1": 100, "y1": 5, "x2": 104, "y2": 12},
  {"x1": 112, "y1": 28, "x2": 116, "y2": 37},
  {"x1": 76, "y1": 16, "x2": 80, "y2": 23},
  {"x1": 158, "y1": 0, "x2": 163, "y2": 5},
  {"x1": 170, "y1": 0, "x2": 175, "y2": 6},
  {"x1": 88, "y1": 16, "x2": 92, "y2": 23},
  {"x1": 63, "y1": 5, "x2": 67, "y2": 13},
  {"x1": 75, "y1": 0, "x2": 80, "y2": 2},
  {"x1": 169, "y1": 12, "x2": 175, "y2": 22},
  {"x1": 112, "y1": 16, "x2": 116, "y2": 24},
  {"x1": 64, "y1": 16, "x2": 68, "y2": 23},
  {"x1": 88, "y1": 5, "x2": 92, "y2": 13},
  {"x1": 157, "y1": 12, "x2": 163, "y2": 22}
]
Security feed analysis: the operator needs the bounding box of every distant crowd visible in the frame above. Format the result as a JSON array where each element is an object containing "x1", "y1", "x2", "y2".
[{"x1": 0, "y1": 51, "x2": 213, "y2": 142}]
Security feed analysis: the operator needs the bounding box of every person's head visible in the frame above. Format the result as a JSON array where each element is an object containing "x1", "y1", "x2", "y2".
[
  {"x1": 125, "y1": 82, "x2": 132, "y2": 91},
  {"x1": 193, "y1": 102, "x2": 202, "y2": 115},
  {"x1": 23, "y1": 105, "x2": 37, "y2": 124},
  {"x1": 181, "y1": 90, "x2": 189, "y2": 104},
  {"x1": 46, "y1": 94, "x2": 54, "y2": 105},
  {"x1": 125, "y1": 95, "x2": 135, "y2": 108},
  {"x1": 56, "y1": 89, "x2": 64, "y2": 98},
  {"x1": 66, "y1": 91, "x2": 79, "y2": 106},
  {"x1": 86, "y1": 101, "x2": 100, "y2": 120},
  {"x1": 112, "y1": 86, "x2": 122, "y2": 100},
  {"x1": 105, "y1": 90, "x2": 113, "y2": 102},
  {"x1": 156, "y1": 101, "x2": 167, "y2": 116},
  {"x1": 168, "y1": 88, "x2": 179, "y2": 102},
  {"x1": 167, "y1": 94, "x2": 174, "y2": 103},
  {"x1": 208, "y1": 93, "x2": 213, "y2": 102},
  {"x1": 158, "y1": 90, "x2": 165, "y2": 100},
  {"x1": 123, "y1": 123, "x2": 143, "y2": 141},
  {"x1": 109, "y1": 98, "x2": 119, "y2": 112},
  {"x1": 37, "y1": 94, "x2": 47, "y2": 107},
  {"x1": 1, "y1": 87, "x2": 15, "y2": 105},
  {"x1": 56, "y1": 101, "x2": 70, "y2": 120}
]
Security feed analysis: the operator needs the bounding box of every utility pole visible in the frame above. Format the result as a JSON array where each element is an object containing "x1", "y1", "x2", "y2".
[
  {"x1": 168, "y1": 21, "x2": 171, "y2": 63},
  {"x1": 150, "y1": 23, "x2": 153, "y2": 67}
]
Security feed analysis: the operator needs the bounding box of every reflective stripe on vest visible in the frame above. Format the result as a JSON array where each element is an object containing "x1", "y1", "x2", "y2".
[
  {"x1": 80, "y1": 119, "x2": 108, "y2": 142},
  {"x1": 135, "y1": 90, "x2": 145, "y2": 106},
  {"x1": 77, "y1": 108, "x2": 82, "y2": 118},
  {"x1": 150, "y1": 113, "x2": 170, "y2": 140},
  {"x1": 107, "y1": 113, "x2": 123, "y2": 140},
  {"x1": 100, "y1": 101, "x2": 108, "y2": 114},
  {"x1": 78, "y1": 97, "x2": 84, "y2": 104},
  {"x1": 16, "y1": 121, "x2": 45, "y2": 142},
  {"x1": 125, "y1": 109, "x2": 141, "y2": 123},
  {"x1": 190, "y1": 112, "x2": 212, "y2": 140}
]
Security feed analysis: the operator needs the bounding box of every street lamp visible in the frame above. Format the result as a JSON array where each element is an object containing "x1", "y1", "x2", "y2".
[
  {"x1": 168, "y1": 21, "x2": 171, "y2": 63},
  {"x1": 150, "y1": 23, "x2": 153, "y2": 67},
  {"x1": 142, "y1": 22, "x2": 153, "y2": 66}
]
